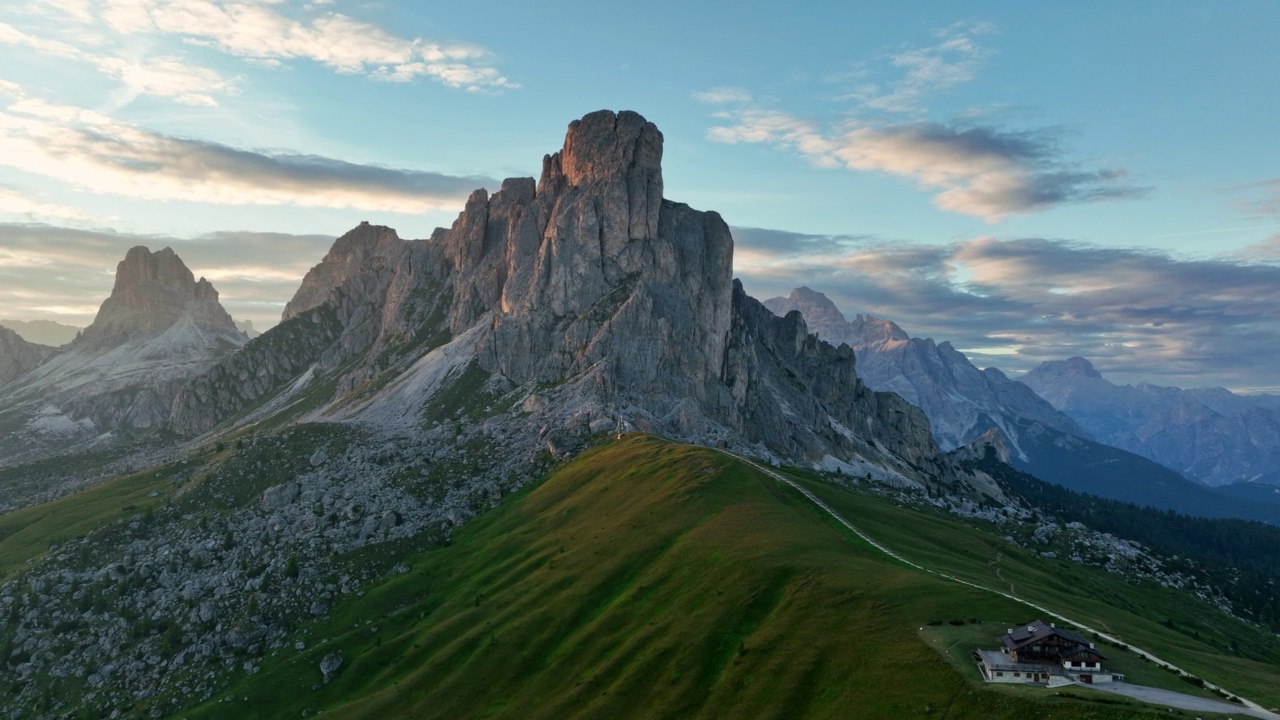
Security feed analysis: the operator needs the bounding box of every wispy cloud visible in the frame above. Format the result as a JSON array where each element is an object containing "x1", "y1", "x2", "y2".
[
  {"x1": 1231, "y1": 178, "x2": 1280, "y2": 219},
  {"x1": 0, "y1": 187, "x2": 99, "y2": 222},
  {"x1": 734, "y1": 229, "x2": 1280, "y2": 390},
  {"x1": 0, "y1": 19, "x2": 236, "y2": 106},
  {"x1": 0, "y1": 94, "x2": 494, "y2": 212},
  {"x1": 701, "y1": 22, "x2": 1146, "y2": 221},
  {"x1": 710, "y1": 112, "x2": 1145, "y2": 221},
  {"x1": 693, "y1": 87, "x2": 753, "y2": 104},
  {"x1": 859, "y1": 22, "x2": 994, "y2": 114},
  {"x1": 1235, "y1": 235, "x2": 1280, "y2": 264},
  {"x1": 27, "y1": 0, "x2": 518, "y2": 92}
]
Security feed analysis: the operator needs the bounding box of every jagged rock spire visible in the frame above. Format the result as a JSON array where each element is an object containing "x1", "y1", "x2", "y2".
[{"x1": 76, "y1": 246, "x2": 241, "y2": 350}]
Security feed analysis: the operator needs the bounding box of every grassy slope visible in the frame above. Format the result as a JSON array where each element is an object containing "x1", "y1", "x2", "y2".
[
  {"x1": 786, "y1": 469, "x2": 1280, "y2": 710},
  {"x1": 0, "y1": 462, "x2": 181, "y2": 580},
  {"x1": 181, "y1": 437, "x2": 1216, "y2": 720}
]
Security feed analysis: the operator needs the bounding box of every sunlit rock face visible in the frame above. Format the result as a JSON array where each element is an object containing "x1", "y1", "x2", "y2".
[
  {"x1": 76, "y1": 246, "x2": 242, "y2": 351},
  {"x1": 171, "y1": 110, "x2": 948, "y2": 482}
]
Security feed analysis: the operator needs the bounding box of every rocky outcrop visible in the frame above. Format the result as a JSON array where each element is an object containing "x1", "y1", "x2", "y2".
[
  {"x1": 0, "y1": 327, "x2": 56, "y2": 386},
  {"x1": 727, "y1": 285, "x2": 943, "y2": 477},
  {"x1": 236, "y1": 320, "x2": 261, "y2": 338},
  {"x1": 949, "y1": 427, "x2": 1013, "y2": 465},
  {"x1": 171, "y1": 223, "x2": 454, "y2": 436},
  {"x1": 764, "y1": 287, "x2": 1084, "y2": 456},
  {"x1": 1022, "y1": 357, "x2": 1280, "y2": 486},
  {"x1": 76, "y1": 246, "x2": 242, "y2": 351},
  {"x1": 171, "y1": 110, "x2": 947, "y2": 480},
  {"x1": 0, "y1": 247, "x2": 246, "y2": 462}
]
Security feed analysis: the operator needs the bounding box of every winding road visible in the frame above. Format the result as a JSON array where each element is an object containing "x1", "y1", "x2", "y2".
[{"x1": 722, "y1": 451, "x2": 1280, "y2": 720}]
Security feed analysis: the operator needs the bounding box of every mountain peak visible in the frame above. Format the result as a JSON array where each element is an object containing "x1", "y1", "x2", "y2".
[
  {"x1": 762, "y1": 287, "x2": 849, "y2": 340},
  {"x1": 283, "y1": 222, "x2": 406, "y2": 322},
  {"x1": 536, "y1": 109, "x2": 665, "y2": 245},
  {"x1": 1028, "y1": 356, "x2": 1104, "y2": 381},
  {"x1": 849, "y1": 314, "x2": 910, "y2": 344},
  {"x1": 76, "y1": 245, "x2": 241, "y2": 350},
  {"x1": 1063, "y1": 356, "x2": 1103, "y2": 378},
  {"x1": 557, "y1": 109, "x2": 663, "y2": 188}
]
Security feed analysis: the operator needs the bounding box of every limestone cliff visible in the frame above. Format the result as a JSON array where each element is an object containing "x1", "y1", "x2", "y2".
[
  {"x1": 170, "y1": 110, "x2": 947, "y2": 482},
  {"x1": 76, "y1": 246, "x2": 242, "y2": 351}
]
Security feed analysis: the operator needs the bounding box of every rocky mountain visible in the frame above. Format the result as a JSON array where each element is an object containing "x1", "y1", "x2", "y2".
[
  {"x1": 236, "y1": 319, "x2": 261, "y2": 338},
  {"x1": 172, "y1": 111, "x2": 951, "y2": 486},
  {"x1": 3, "y1": 110, "x2": 1280, "y2": 719},
  {"x1": 1022, "y1": 357, "x2": 1280, "y2": 487},
  {"x1": 0, "y1": 318, "x2": 80, "y2": 347},
  {"x1": 0, "y1": 246, "x2": 246, "y2": 467},
  {"x1": 761, "y1": 287, "x2": 1280, "y2": 522},
  {"x1": 0, "y1": 326, "x2": 56, "y2": 386},
  {"x1": 763, "y1": 287, "x2": 1084, "y2": 456}
]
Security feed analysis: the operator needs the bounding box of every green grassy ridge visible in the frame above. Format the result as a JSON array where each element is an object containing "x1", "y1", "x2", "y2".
[
  {"x1": 782, "y1": 468, "x2": 1280, "y2": 709},
  {"x1": 183, "y1": 437, "x2": 1190, "y2": 719}
]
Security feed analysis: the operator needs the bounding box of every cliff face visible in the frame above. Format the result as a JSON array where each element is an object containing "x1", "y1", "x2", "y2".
[
  {"x1": 76, "y1": 246, "x2": 241, "y2": 351},
  {"x1": 170, "y1": 110, "x2": 947, "y2": 482}
]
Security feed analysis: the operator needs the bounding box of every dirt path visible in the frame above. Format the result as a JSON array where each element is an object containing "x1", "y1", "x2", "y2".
[
  {"x1": 988, "y1": 551, "x2": 1015, "y2": 595},
  {"x1": 720, "y1": 450, "x2": 1280, "y2": 720}
]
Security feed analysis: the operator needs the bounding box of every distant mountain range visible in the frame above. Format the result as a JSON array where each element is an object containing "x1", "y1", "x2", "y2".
[
  {"x1": 763, "y1": 287, "x2": 1083, "y2": 455},
  {"x1": 764, "y1": 286, "x2": 1280, "y2": 522},
  {"x1": 0, "y1": 318, "x2": 80, "y2": 347},
  {"x1": 1022, "y1": 357, "x2": 1280, "y2": 487}
]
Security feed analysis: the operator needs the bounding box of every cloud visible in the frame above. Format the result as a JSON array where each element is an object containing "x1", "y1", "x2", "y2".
[
  {"x1": 693, "y1": 87, "x2": 753, "y2": 104},
  {"x1": 1231, "y1": 178, "x2": 1280, "y2": 219},
  {"x1": 0, "y1": 96, "x2": 494, "y2": 212},
  {"x1": 36, "y1": 0, "x2": 518, "y2": 92},
  {"x1": 710, "y1": 112, "x2": 1146, "y2": 220},
  {"x1": 1234, "y1": 235, "x2": 1280, "y2": 264},
  {"x1": 0, "y1": 20, "x2": 236, "y2": 106},
  {"x1": 729, "y1": 226, "x2": 874, "y2": 270},
  {"x1": 732, "y1": 230, "x2": 1280, "y2": 391},
  {"x1": 0, "y1": 223, "x2": 338, "y2": 328},
  {"x1": 701, "y1": 22, "x2": 1145, "y2": 221},
  {"x1": 0, "y1": 188, "x2": 99, "y2": 222},
  {"x1": 860, "y1": 22, "x2": 994, "y2": 113}
]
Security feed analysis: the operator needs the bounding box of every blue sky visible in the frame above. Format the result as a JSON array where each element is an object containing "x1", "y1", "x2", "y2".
[{"x1": 1, "y1": 1, "x2": 1278, "y2": 390}]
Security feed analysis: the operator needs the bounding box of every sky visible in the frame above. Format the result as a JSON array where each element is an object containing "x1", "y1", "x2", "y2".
[{"x1": 0, "y1": 1, "x2": 1278, "y2": 391}]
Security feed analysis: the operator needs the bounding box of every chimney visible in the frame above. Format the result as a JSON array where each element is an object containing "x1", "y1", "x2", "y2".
[{"x1": 1050, "y1": 622, "x2": 1056, "y2": 628}]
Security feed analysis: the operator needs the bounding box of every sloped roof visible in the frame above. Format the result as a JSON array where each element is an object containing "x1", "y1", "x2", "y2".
[{"x1": 1000, "y1": 620, "x2": 1106, "y2": 659}]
